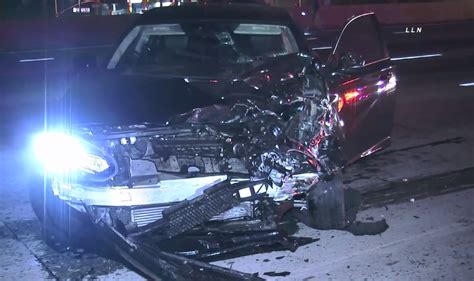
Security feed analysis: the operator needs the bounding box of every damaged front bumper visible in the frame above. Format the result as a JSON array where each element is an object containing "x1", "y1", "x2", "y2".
[
  {"x1": 51, "y1": 175, "x2": 273, "y2": 230},
  {"x1": 52, "y1": 175, "x2": 229, "y2": 207},
  {"x1": 54, "y1": 176, "x2": 314, "y2": 280},
  {"x1": 94, "y1": 221, "x2": 266, "y2": 281}
]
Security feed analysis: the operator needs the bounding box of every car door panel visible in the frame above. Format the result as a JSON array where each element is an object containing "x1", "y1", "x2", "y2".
[{"x1": 326, "y1": 13, "x2": 397, "y2": 163}]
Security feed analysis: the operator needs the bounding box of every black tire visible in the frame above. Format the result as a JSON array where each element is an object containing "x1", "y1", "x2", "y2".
[
  {"x1": 28, "y1": 175, "x2": 98, "y2": 251},
  {"x1": 306, "y1": 175, "x2": 347, "y2": 230}
]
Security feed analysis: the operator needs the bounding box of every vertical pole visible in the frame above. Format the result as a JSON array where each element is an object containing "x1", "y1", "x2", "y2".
[{"x1": 54, "y1": 0, "x2": 59, "y2": 17}]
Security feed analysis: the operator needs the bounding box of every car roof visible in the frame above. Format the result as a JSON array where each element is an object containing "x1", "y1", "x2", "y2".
[{"x1": 137, "y1": 4, "x2": 294, "y2": 25}]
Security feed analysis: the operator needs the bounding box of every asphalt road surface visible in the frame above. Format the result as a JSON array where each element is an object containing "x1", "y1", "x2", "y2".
[{"x1": 0, "y1": 58, "x2": 473, "y2": 280}]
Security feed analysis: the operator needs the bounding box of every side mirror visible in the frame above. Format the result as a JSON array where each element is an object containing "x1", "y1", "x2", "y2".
[{"x1": 73, "y1": 54, "x2": 97, "y2": 73}]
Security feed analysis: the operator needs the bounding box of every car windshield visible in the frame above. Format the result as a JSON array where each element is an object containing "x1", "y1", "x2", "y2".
[{"x1": 107, "y1": 22, "x2": 300, "y2": 73}]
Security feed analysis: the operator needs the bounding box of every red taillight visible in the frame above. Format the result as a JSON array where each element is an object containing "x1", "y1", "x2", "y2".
[
  {"x1": 344, "y1": 91, "x2": 359, "y2": 103},
  {"x1": 337, "y1": 98, "x2": 344, "y2": 112},
  {"x1": 338, "y1": 90, "x2": 360, "y2": 112}
]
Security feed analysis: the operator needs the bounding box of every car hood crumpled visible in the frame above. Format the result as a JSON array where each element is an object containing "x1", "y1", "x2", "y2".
[{"x1": 53, "y1": 53, "x2": 311, "y2": 128}]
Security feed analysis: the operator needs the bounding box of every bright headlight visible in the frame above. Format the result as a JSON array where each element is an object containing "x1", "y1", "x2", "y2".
[{"x1": 33, "y1": 132, "x2": 110, "y2": 174}]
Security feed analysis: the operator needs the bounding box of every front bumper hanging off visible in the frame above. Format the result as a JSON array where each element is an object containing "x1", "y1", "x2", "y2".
[
  {"x1": 81, "y1": 179, "x2": 315, "y2": 280},
  {"x1": 94, "y1": 222, "x2": 264, "y2": 281}
]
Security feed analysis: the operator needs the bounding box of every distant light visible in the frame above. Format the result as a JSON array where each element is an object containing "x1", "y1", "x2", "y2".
[
  {"x1": 391, "y1": 53, "x2": 442, "y2": 61},
  {"x1": 459, "y1": 82, "x2": 474, "y2": 87},
  {"x1": 301, "y1": 11, "x2": 306, "y2": 16},
  {"x1": 73, "y1": 7, "x2": 90, "y2": 13}
]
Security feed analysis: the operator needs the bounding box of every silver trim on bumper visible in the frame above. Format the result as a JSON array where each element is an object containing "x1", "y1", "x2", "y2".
[{"x1": 52, "y1": 175, "x2": 228, "y2": 207}]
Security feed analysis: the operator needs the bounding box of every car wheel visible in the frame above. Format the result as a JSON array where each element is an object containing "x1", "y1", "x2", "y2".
[
  {"x1": 306, "y1": 175, "x2": 347, "y2": 230},
  {"x1": 28, "y1": 175, "x2": 98, "y2": 251}
]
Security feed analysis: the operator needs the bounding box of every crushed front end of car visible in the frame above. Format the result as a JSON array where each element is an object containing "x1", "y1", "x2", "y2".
[
  {"x1": 27, "y1": 4, "x2": 398, "y2": 276},
  {"x1": 32, "y1": 55, "x2": 352, "y2": 279}
]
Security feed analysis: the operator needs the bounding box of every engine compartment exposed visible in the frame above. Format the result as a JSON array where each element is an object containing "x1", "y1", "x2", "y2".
[
  {"x1": 61, "y1": 69, "x2": 348, "y2": 242},
  {"x1": 78, "y1": 67, "x2": 341, "y2": 191}
]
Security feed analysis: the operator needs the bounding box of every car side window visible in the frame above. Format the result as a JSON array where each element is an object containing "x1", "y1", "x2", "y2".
[{"x1": 333, "y1": 13, "x2": 388, "y2": 65}]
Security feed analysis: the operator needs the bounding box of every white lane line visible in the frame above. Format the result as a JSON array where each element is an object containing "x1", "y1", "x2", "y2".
[
  {"x1": 391, "y1": 53, "x2": 442, "y2": 61},
  {"x1": 459, "y1": 82, "x2": 474, "y2": 87},
  {"x1": 312, "y1": 46, "x2": 332, "y2": 50},
  {"x1": 19, "y1": 57, "x2": 55, "y2": 63}
]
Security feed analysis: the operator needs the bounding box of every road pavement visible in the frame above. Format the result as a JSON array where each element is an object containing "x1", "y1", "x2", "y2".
[
  {"x1": 212, "y1": 188, "x2": 474, "y2": 280},
  {"x1": 0, "y1": 62, "x2": 472, "y2": 279}
]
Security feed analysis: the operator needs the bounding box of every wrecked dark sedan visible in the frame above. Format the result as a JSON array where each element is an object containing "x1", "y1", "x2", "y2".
[{"x1": 29, "y1": 4, "x2": 397, "y2": 280}]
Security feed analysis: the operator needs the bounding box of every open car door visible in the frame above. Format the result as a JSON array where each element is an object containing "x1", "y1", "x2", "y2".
[{"x1": 327, "y1": 13, "x2": 397, "y2": 164}]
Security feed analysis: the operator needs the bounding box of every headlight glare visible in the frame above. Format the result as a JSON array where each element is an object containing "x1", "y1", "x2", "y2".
[{"x1": 33, "y1": 132, "x2": 110, "y2": 174}]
